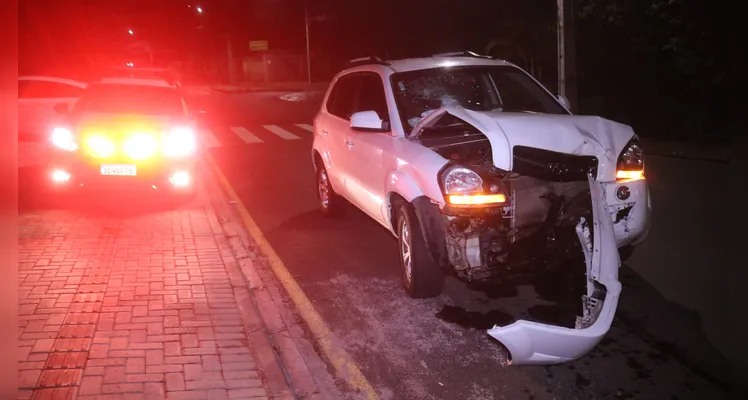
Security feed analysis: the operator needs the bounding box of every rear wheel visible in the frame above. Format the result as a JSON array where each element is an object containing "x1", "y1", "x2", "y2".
[
  {"x1": 397, "y1": 203, "x2": 444, "y2": 298},
  {"x1": 316, "y1": 163, "x2": 343, "y2": 216}
]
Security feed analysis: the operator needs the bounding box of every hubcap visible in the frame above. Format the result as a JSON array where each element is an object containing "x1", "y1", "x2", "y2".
[
  {"x1": 318, "y1": 169, "x2": 330, "y2": 208},
  {"x1": 400, "y1": 220, "x2": 412, "y2": 284}
]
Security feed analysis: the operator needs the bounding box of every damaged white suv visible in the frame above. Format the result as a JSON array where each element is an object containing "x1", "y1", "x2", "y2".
[{"x1": 311, "y1": 52, "x2": 651, "y2": 365}]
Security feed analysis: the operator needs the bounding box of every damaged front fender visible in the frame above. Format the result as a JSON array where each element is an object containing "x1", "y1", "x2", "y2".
[{"x1": 487, "y1": 176, "x2": 621, "y2": 365}]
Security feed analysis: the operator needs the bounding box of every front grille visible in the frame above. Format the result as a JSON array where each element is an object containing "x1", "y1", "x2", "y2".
[{"x1": 512, "y1": 145, "x2": 598, "y2": 182}]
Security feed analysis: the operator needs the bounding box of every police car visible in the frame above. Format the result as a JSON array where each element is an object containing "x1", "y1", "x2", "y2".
[{"x1": 47, "y1": 71, "x2": 198, "y2": 197}]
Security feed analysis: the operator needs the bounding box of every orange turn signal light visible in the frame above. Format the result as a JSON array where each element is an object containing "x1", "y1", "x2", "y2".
[
  {"x1": 616, "y1": 170, "x2": 644, "y2": 181},
  {"x1": 448, "y1": 194, "x2": 506, "y2": 205}
]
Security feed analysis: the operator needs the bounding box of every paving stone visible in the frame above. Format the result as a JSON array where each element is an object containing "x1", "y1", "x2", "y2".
[{"x1": 18, "y1": 194, "x2": 277, "y2": 399}]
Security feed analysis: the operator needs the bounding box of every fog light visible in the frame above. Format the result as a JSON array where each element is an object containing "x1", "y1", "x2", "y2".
[
  {"x1": 51, "y1": 169, "x2": 71, "y2": 183},
  {"x1": 616, "y1": 185, "x2": 631, "y2": 201},
  {"x1": 169, "y1": 171, "x2": 191, "y2": 187}
]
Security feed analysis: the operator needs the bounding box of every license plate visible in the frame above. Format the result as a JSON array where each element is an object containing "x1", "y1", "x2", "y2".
[{"x1": 100, "y1": 164, "x2": 137, "y2": 176}]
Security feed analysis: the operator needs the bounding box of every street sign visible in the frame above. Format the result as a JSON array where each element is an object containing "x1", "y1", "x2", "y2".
[{"x1": 249, "y1": 40, "x2": 269, "y2": 51}]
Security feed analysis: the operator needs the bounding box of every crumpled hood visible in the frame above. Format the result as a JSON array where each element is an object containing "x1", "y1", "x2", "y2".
[{"x1": 411, "y1": 107, "x2": 636, "y2": 181}]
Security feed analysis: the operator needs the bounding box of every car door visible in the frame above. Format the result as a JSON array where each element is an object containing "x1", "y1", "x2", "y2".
[
  {"x1": 340, "y1": 73, "x2": 392, "y2": 224},
  {"x1": 18, "y1": 77, "x2": 86, "y2": 139},
  {"x1": 318, "y1": 74, "x2": 362, "y2": 200}
]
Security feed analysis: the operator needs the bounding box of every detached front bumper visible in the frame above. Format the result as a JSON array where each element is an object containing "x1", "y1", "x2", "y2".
[
  {"x1": 487, "y1": 177, "x2": 622, "y2": 365},
  {"x1": 603, "y1": 178, "x2": 651, "y2": 248}
]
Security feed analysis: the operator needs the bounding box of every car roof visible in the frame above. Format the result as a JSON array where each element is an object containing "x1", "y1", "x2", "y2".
[
  {"x1": 93, "y1": 77, "x2": 176, "y2": 88},
  {"x1": 340, "y1": 54, "x2": 517, "y2": 75},
  {"x1": 18, "y1": 76, "x2": 87, "y2": 87},
  {"x1": 386, "y1": 56, "x2": 515, "y2": 73}
]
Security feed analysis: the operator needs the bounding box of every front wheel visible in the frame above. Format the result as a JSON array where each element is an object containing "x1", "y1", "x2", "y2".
[
  {"x1": 397, "y1": 203, "x2": 444, "y2": 299},
  {"x1": 316, "y1": 164, "x2": 343, "y2": 216}
]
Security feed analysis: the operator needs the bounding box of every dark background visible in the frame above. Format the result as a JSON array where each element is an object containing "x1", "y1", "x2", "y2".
[{"x1": 19, "y1": 0, "x2": 740, "y2": 143}]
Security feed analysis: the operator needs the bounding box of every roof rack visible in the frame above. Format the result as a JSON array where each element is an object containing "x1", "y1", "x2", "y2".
[
  {"x1": 347, "y1": 56, "x2": 390, "y2": 68},
  {"x1": 433, "y1": 51, "x2": 494, "y2": 60}
]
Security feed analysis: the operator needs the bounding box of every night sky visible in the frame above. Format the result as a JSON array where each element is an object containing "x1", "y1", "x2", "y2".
[
  {"x1": 19, "y1": 0, "x2": 554, "y2": 75},
  {"x1": 19, "y1": 0, "x2": 735, "y2": 137}
]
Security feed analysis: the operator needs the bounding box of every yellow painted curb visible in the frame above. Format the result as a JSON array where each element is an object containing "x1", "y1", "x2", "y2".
[{"x1": 206, "y1": 154, "x2": 380, "y2": 400}]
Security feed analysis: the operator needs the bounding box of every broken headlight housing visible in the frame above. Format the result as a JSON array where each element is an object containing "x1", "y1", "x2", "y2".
[
  {"x1": 616, "y1": 137, "x2": 644, "y2": 180},
  {"x1": 440, "y1": 165, "x2": 506, "y2": 207}
]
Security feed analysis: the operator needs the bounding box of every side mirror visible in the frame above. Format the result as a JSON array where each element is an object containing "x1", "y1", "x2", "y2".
[
  {"x1": 53, "y1": 103, "x2": 69, "y2": 114},
  {"x1": 557, "y1": 94, "x2": 570, "y2": 110},
  {"x1": 350, "y1": 110, "x2": 385, "y2": 132}
]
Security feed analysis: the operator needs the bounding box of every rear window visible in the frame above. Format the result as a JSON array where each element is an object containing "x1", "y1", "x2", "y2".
[{"x1": 75, "y1": 84, "x2": 184, "y2": 115}]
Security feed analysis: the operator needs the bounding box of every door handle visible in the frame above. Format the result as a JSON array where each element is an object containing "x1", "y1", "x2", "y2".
[
  {"x1": 346, "y1": 140, "x2": 355, "y2": 150},
  {"x1": 321, "y1": 130, "x2": 328, "y2": 136}
]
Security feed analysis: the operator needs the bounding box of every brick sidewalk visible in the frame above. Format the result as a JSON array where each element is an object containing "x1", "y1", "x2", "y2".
[{"x1": 17, "y1": 192, "x2": 289, "y2": 399}]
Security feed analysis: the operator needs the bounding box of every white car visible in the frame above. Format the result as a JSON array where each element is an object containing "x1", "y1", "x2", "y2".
[
  {"x1": 18, "y1": 76, "x2": 87, "y2": 138},
  {"x1": 311, "y1": 52, "x2": 652, "y2": 366}
]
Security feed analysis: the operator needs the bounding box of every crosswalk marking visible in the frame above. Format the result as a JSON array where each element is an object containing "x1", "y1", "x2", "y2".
[
  {"x1": 295, "y1": 124, "x2": 314, "y2": 132},
  {"x1": 200, "y1": 129, "x2": 222, "y2": 148},
  {"x1": 231, "y1": 126, "x2": 264, "y2": 144},
  {"x1": 263, "y1": 125, "x2": 301, "y2": 140}
]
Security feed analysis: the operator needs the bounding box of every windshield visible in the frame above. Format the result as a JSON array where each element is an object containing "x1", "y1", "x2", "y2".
[
  {"x1": 391, "y1": 66, "x2": 569, "y2": 133},
  {"x1": 74, "y1": 83, "x2": 184, "y2": 115}
]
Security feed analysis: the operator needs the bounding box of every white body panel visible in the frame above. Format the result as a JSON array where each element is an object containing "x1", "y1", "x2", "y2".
[
  {"x1": 18, "y1": 76, "x2": 87, "y2": 136},
  {"x1": 311, "y1": 55, "x2": 652, "y2": 365}
]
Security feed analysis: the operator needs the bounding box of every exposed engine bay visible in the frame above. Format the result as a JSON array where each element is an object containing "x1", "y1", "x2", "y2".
[
  {"x1": 415, "y1": 118, "x2": 608, "y2": 332},
  {"x1": 417, "y1": 121, "x2": 599, "y2": 282}
]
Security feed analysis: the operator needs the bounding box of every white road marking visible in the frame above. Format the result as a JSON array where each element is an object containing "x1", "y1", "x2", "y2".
[
  {"x1": 295, "y1": 124, "x2": 314, "y2": 132},
  {"x1": 263, "y1": 125, "x2": 300, "y2": 140},
  {"x1": 231, "y1": 126, "x2": 264, "y2": 144},
  {"x1": 201, "y1": 129, "x2": 222, "y2": 148}
]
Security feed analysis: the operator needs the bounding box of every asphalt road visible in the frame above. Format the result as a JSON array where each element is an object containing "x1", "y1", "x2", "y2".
[
  {"x1": 16, "y1": 89, "x2": 736, "y2": 399},
  {"x1": 192, "y1": 90, "x2": 735, "y2": 400}
]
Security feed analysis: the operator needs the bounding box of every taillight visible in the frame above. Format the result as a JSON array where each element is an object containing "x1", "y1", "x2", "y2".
[
  {"x1": 51, "y1": 127, "x2": 78, "y2": 151},
  {"x1": 163, "y1": 126, "x2": 197, "y2": 157}
]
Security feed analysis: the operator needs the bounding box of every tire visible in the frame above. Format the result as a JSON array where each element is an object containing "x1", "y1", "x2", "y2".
[
  {"x1": 397, "y1": 203, "x2": 444, "y2": 298},
  {"x1": 316, "y1": 164, "x2": 343, "y2": 216},
  {"x1": 619, "y1": 245, "x2": 636, "y2": 262}
]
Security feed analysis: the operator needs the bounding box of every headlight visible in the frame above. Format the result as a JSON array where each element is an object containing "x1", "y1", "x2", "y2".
[
  {"x1": 163, "y1": 126, "x2": 197, "y2": 157},
  {"x1": 50, "y1": 127, "x2": 78, "y2": 151},
  {"x1": 616, "y1": 137, "x2": 644, "y2": 180},
  {"x1": 443, "y1": 166, "x2": 483, "y2": 194},
  {"x1": 441, "y1": 165, "x2": 506, "y2": 206}
]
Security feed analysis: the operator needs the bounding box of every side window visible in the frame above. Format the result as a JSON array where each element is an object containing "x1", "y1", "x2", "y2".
[
  {"x1": 18, "y1": 80, "x2": 84, "y2": 99},
  {"x1": 326, "y1": 75, "x2": 360, "y2": 119},
  {"x1": 354, "y1": 75, "x2": 389, "y2": 122}
]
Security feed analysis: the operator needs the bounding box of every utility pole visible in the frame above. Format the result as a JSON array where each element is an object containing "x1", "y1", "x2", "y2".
[
  {"x1": 304, "y1": 0, "x2": 312, "y2": 83},
  {"x1": 557, "y1": 0, "x2": 578, "y2": 111},
  {"x1": 227, "y1": 36, "x2": 236, "y2": 84},
  {"x1": 557, "y1": 0, "x2": 565, "y2": 99}
]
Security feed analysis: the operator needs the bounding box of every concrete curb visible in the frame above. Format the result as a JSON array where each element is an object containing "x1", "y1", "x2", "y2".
[
  {"x1": 199, "y1": 159, "x2": 345, "y2": 399},
  {"x1": 198, "y1": 165, "x2": 296, "y2": 399}
]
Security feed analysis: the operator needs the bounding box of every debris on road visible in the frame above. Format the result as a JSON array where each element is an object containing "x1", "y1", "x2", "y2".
[{"x1": 278, "y1": 92, "x2": 310, "y2": 102}]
